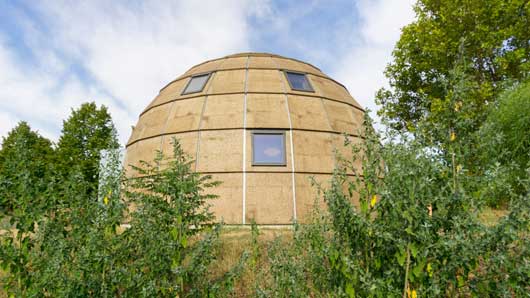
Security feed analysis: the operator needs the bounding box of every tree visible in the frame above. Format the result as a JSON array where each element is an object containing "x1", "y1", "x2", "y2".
[
  {"x1": 56, "y1": 102, "x2": 119, "y2": 196},
  {"x1": 0, "y1": 122, "x2": 54, "y2": 212},
  {"x1": 478, "y1": 79, "x2": 530, "y2": 205},
  {"x1": 1, "y1": 139, "x2": 246, "y2": 297},
  {"x1": 376, "y1": 0, "x2": 530, "y2": 137}
]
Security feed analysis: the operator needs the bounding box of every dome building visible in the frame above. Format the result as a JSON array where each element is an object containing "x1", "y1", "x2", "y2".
[{"x1": 125, "y1": 53, "x2": 364, "y2": 225}]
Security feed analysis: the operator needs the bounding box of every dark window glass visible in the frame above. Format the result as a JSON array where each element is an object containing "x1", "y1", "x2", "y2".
[
  {"x1": 182, "y1": 73, "x2": 210, "y2": 94},
  {"x1": 252, "y1": 132, "x2": 286, "y2": 165},
  {"x1": 285, "y1": 71, "x2": 313, "y2": 91}
]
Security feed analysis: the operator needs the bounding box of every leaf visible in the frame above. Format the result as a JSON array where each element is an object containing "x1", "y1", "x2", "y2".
[
  {"x1": 345, "y1": 282, "x2": 355, "y2": 298},
  {"x1": 410, "y1": 243, "x2": 418, "y2": 258},
  {"x1": 457, "y1": 275, "x2": 465, "y2": 288},
  {"x1": 396, "y1": 250, "x2": 406, "y2": 267}
]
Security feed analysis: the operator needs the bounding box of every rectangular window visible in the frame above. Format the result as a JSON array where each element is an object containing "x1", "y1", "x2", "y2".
[
  {"x1": 252, "y1": 131, "x2": 286, "y2": 166},
  {"x1": 284, "y1": 71, "x2": 314, "y2": 92},
  {"x1": 182, "y1": 73, "x2": 211, "y2": 94}
]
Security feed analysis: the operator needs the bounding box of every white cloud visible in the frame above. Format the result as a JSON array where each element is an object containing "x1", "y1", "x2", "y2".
[
  {"x1": 0, "y1": 0, "x2": 253, "y2": 145},
  {"x1": 0, "y1": 110, "x2": 19, "y2": 144},
  {"x1": 1, "y1": 0, "x2": 416, "y2": 145},
  {"x1": 264, "y1": 147, "x2": 281, "y2": 157},
  {"x1": 332, "y1": 0, "x2": 416, "y2": 125}
]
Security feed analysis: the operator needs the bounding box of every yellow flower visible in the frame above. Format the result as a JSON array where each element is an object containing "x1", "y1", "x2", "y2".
[
  {"x1": 456, "y1": 164, "x2": 462, "y2": 173},
  {"x1": 411, "y1": 289, "x2": 417, "y2": 298},
  {"x1": 103, "y1": 196, "x2": 109, "y2": 205},
  {"x1": 370, "y1": 195, "x2": 377, "y2": 208},
  {"x1": 427, "y1": 262, "x2": 433, "y2": 277},
  {"x1": 454, "y1": 101, "x2": 462, "y2": 111},
  {"x1": 450, "y1": 131, "x2": 456, "y2": 142}
]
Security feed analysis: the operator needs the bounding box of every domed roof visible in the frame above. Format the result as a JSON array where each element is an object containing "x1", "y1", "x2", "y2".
[{"x1": 126, "y1": 52, "x2": 364, "y2": 224}]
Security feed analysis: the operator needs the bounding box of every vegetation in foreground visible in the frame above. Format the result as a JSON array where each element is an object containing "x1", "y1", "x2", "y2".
[
  {"x1": 1, "y1": 109, "x2": 529, "y2": 296},
  {"x1": 1, "y1": 0, "x2": 529, "y2": 296}
]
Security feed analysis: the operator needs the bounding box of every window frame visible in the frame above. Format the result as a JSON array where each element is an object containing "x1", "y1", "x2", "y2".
[
  {"x1": 283, "y1": 70, "x2": 315, "y2": 92},
  {"x1": 251, "y1": 130, "x2": 287, "y2": 166},
  {"x1": 181, "y1": 72, "x2": 212, "y2": 95}
]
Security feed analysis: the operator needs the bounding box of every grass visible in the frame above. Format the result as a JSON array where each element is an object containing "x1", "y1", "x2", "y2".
[
  {"x1": 479, "y1": 206, "x2": 509, "y2": 226},
  {"x1": 210, "y1": 226, "x2": 293, "y2": 297}
]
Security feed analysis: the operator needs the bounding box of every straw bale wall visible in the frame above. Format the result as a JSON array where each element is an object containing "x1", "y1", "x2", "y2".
[{"x1": 125, "y1": 53, "x2": 365, "y2": 224}]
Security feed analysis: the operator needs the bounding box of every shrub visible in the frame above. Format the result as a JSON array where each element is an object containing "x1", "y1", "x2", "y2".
[
  {"x1": 478, "y1": 80, "x2": 530, "y2": 206},
  {"x1": 259, "y1": 114, "x2": 529, "y2": 297},
  {"x1": 0, "y1": 139, "x2": 246, "y2": 297}
]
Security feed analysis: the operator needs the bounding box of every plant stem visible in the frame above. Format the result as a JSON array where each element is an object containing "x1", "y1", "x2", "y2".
[{"x1": 403, "y1": 245, "x2": 411, "y2": 298}]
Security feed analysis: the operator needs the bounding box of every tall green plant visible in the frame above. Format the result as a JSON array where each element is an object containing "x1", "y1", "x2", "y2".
[
  {"x1": 0, "y1": 138, "x2": 246, "y2": 297},
  {"x1": 261, "y1": 114, "x2": 529, "y2": 297}
]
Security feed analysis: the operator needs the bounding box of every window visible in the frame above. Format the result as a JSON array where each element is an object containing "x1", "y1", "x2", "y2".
[
  {"x1": 284, "y1": 71, "x2": 314, "y2": 92},
  {"x1": 252, "y1": 131, "x2": 286, "y2": 166},
  {"x1": 182, "y1": 73, "x2": 211, "y2": 94}
]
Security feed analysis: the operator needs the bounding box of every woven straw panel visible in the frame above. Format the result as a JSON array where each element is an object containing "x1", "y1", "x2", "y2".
[
  {"x1": 246, "y1": 69, "x2": 284, "y2": 93},
  {"x1": 196, "y1": 129, "x2": 243, "y2": 172},
  {"x1": 294, "y1": 173, "x2": 331, "y2": 222},
  {"x1": 217, "y1": 56, "x2": 247, "y2": 70},
  {"x1": 292, "y1": 130, "x2": 335, "y2": 173},
  {"x1": 248, "y1": 56, "x2": 276, "y2": 68},
  {"x1": 245, "y1": 93, "x2": 290, "y2": 128},
  {"x1": 208, "y1": 173, "x2": 243, "y2": 223},
  {"x1": 208, "y1": 69, "x2": 246, "y2": 94},
  {"x1": 146, "y1": 79, "x2": 188, "y2": 110},
  {"x1": 287, "y1": 95, "x2": 332, "y2": 131},
  {"x1": 245, "y1": 172, "x2": 294, "y2": 224},
  {"x1": 271, "y1": 57, "x2": 323, "y2": 77},
  {"x1": 163, "y1": 97, "x2": 204, "y2": 134},
  {"x1": 200, "y1": 94, "x2": 244, "y2": 129},
  {"x1": 323, "y1": 100, "x2": 357, "y2": 135},
  {"x1": 182, "y1": 59, "x2": 224, "y2": 78}
]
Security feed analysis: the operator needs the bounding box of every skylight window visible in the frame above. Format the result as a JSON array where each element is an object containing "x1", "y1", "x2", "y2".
[
  {"x1": 252, "y1": 131, "x2": 286, "y2": 166},
  {"x1": 285, "y1": 71, "x2": 314, "y2": 92},
  {"x1": 182, "y1": 73, "x2": 211, "y2": 94}
]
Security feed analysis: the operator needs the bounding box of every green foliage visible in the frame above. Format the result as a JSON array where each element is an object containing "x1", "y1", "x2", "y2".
[
  {"x1": 258, "y1": 114, "x2": 530, "y2": 297},
  {"x1": 478, "y1": 80, "x2": 530, "y2": 205},
  {"x1": 0, "y1": 121, "x2": 54, "y2": 212},
  {"x1": 0, "y1": 139, "x2": 245, "y2": 297},
  {"x1": 56, "y1": 102, "x2": 119, "y2": 196},
  {"x1": 376, "y1": 0, "x2": 530, "y2": 137}
]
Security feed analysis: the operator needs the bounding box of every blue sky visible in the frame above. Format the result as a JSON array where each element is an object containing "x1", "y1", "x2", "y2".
[{"x1": 0, "y1": 0, "x2": 415, "y2": 145}]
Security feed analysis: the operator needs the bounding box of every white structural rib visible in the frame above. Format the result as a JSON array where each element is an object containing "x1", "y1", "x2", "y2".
[
  {"x1": 242, "y1": 56, "x2": 250, "y2": 224},
  {"x1": 272, "y1": 58, "x2": 297, "y2": 223}
]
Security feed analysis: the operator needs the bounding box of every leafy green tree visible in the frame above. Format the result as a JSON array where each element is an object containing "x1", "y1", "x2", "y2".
[
  {"x1": 377, "y1": 0, "x2": 530, "y2": 137},
  {"x1": 478, "y1": 79, "x2": 530, "y2": 205},
  {"x1": 0, "y1": 122, "x2": 54, "y2": 212},
  {"x1": 56, "y1": 102, "x2": 119, "y2": 196}
]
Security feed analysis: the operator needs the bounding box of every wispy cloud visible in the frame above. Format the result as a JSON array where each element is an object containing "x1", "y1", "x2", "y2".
[
  {"x1": 332, "y1": 0, "x2": 416, "y2": 122},
  {"x1": 0, "y1": 0, "x2": 416, "y2": 145},
  {"x1": 1, "y1": 0, "x2": 252, "y2": 144}
]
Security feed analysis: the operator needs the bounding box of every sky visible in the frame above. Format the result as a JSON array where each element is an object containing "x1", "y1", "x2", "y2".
[{"x1": 0, "y1": 0, "x2": 416, "y2": 145}]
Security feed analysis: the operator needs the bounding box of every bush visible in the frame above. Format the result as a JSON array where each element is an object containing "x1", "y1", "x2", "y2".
[
  {"x1": 258, "y1": 114, "x2": 530, "y2": 297},
  {"x1": 0, "y1": 139, "x2": 246, "y2": 297},
  {"x1": 478, "y1": 80, "x2": 530, "y2": 206}
]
